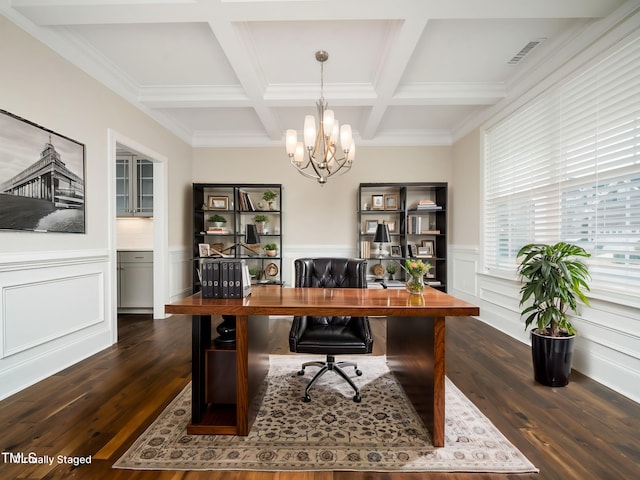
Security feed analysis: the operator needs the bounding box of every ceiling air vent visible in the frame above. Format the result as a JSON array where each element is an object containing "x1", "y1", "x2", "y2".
[{"x1": 508, "y1": 38, "x2": 546, "y2": 65}]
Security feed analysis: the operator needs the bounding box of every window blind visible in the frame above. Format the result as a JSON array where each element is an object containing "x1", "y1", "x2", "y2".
[{"x1": 484, "y1": 36, "x2": 640, "y2": 292}]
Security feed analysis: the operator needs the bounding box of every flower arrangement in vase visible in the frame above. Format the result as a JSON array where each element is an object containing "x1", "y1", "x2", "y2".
[{"x1": 402, "y1": 259, "x2": 432, "y2": 295}]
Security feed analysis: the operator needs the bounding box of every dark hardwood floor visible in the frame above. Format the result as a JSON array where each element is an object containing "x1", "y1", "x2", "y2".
[{"x1": 1, "y1": 313, "x2": 638, "y2": 480}]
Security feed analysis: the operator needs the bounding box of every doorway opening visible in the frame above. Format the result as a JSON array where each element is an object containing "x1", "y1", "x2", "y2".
[{"x1": 108, "y1": 130, "x2": 168, "y2": 341}]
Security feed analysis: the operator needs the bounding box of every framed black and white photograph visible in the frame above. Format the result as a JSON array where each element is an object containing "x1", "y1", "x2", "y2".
[
  {"x1": 0, "y1": 109, "x2": 85, "y2": 233},
  {"x1": 384, "y1": 193, "x2": 398, "y2": 210},
  {"x1": 409, "y1": 244, "x2": 418, "y2": 257},
  {"x1": 366, "y1": 220, "x2": 378, "y2": 234},
  {"x1": 371, "y1": 194, "x2": 384, "y2": 210},
  {"x1": 208, "y1": 195, "x2": 228, "y2": 210},
  {"x1": 391, "y1": 245, "x2": 401, "y2": 257},
  {"x1": 387, "y1": 221, "x2": 396, "y2": 233}
]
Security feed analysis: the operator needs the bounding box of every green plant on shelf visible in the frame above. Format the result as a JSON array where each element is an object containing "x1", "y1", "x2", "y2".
[
  {"x1": 386, "y1": 261, "x2": 398, "y2": 277},
  {"x1": 262, "y1": 190, "x2": 278, "y2": 202},
  {"x1": 208, "y1": 214, "x2": 227, "y2": 224}
]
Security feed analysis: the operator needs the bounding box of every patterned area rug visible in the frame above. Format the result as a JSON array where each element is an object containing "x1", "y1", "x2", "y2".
[{"x1": 114, "y1": 355, "x2": 537, "y2": 472}]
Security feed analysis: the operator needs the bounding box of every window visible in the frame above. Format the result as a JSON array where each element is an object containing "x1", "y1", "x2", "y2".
[{"x1": 484, "y1": 36, "x2": 640, "y2": 293}]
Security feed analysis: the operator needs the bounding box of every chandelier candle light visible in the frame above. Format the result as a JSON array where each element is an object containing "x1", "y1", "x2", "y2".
[{"x1": 285, "y1": 50, "x2": 355, "y2": 184}]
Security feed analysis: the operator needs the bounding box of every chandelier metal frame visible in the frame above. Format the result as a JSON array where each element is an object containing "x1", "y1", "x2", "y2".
[{"x1": 285, "y1": 50, "x2": 354, "y2": 185}]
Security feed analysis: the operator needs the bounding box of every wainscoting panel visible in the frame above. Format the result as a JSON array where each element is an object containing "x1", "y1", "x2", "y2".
[
  {"x1": 3, "y1": 274, "x2": 102, "y2": 357},
  {"x1": 450, "y1": 246, "x2": 479, "y2": 297},
  {"x1": 0, "y1": 250, "x2": 113, "y2": 400},
  {"x1": 168, "y1": 246, "x2": 193, "y2": 302}
]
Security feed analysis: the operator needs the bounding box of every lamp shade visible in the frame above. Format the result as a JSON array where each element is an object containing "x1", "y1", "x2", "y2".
[
  {"x1": 246, "y1": 224, "x2": 261, "y2": 245},
  {"x1": 373, "y1": 223, "x2": 390, "y2": 243}
]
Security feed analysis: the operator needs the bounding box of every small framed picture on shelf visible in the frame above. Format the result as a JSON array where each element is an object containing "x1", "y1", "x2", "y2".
[
  {"x1": 384, "y1": 193, "x2": 398, "y2": 210},
  {"x1": 391, "y1": 245, "x2": 401, "y2": 257},
  {"x1": 387, "y1": 221, "x2": 396, "y2": 233},
  {"x1": 366, "y1": 220, "x2": 378, "y2": 234},
  {"x1": 420, "y1": 239, "x2": 436, "y2": 257},
  {"x1": 198, "y1": 243, "x2": 211, "y2": 257},
  {"x1": 409, "y1": 244, "x2": 418, "y2": 257},
  {"x1": 371, "y1": 194, "x2": 384, "y2": 210},
  {"x1": 208, "y1": 195, "x2": 228, "y2": 210}
]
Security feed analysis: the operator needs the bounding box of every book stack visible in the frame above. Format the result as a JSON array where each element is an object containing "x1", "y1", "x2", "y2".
[
  {"x1": 384, "y1": 279, "x2": 406, "y2": 289},
  {"x1": 206, "y1": 227, "x2": 230, "y2": 235},
  {"x1": 201, "y1": 259, "x2": 252, "y2": 298},
  {"x1": 416, "y1": 199, "x2": 442, "y2": 211}
]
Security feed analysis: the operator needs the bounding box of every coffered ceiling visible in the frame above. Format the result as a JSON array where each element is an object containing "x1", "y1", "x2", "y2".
[{"x1": 2, "y1": 0, "x2": 628, "y2": 147}]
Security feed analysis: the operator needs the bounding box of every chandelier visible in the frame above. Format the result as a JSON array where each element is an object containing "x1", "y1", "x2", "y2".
[{"x1": 285, "y1": 50, "x2": 355, "y2": 185}]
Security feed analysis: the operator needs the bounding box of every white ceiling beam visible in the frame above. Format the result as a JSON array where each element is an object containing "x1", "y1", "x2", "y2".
[
  {"x1": 393, "y1": 83, "x2": 506, "y2": 105},
  {"x1": 360, "y1": 17, "x2": 428, "y2": 140},
  {"x1": 204, "y1": 17, "x2": 282, "y2": 140},
  {"x1": 10, "y1": 0, "x2": 622, "y2": 26},
  {"x1": 139, "y1": 85, "x2": 251, "y2": 108}
]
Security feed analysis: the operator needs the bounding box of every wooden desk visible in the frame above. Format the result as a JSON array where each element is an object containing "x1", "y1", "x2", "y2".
[{"x1": 165, "y1": 286, "x2": 479, "y2": 447}]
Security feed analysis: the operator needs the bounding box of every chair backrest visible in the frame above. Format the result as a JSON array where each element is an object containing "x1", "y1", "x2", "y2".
[{"x1": 294, "y1": 258, "x2": 367, "y2": 289}]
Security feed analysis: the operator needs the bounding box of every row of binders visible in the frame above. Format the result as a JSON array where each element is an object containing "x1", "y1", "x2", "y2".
[{"x1": 201, "y1": 259, "x2": 252, "y2": 298}]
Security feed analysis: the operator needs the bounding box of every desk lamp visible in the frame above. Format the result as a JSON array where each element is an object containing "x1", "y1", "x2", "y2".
[{"x1": 373, "y1": 223, "x2": 390, "y2": 257}]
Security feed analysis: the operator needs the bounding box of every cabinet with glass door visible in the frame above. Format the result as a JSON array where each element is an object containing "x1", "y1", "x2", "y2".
[{"x1": 116, "y1": 155, "x2": 153, "y2": 217}]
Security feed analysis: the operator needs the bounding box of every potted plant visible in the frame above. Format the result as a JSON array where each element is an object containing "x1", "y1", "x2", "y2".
[
  {"x1": 253, "y1": 214, "x2": 269, "y2": 233},
  {"x1": 262, "y1": 190, "x2": 278, "y2": 210},
  {"x1": 386, "y1": 261, "x2": 398, "y2": 280},
  {"x1": 208, "y1": 214, "x2": 227, "y2": 227},
  {"x1": 517, "y1": 242, "x2": 591, "y2": 387},
  {"x1": 248, "y1": 267, "x2": 261, "y2": 282},
  {"x1": 264, "y1": 243, "x2": 278, "y2": 257}
]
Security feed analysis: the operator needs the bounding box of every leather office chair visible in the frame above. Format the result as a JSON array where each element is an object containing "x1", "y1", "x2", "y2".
[{"x1": 289, "y1": 258, "x2": 373, "y2": 402}]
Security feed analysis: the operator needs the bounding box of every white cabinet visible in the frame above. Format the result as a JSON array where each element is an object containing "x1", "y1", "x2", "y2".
[
  {"x1": 116, "y1": 156, "x2": 153, "y2": 217},
  {"x1": 118, "y1": 251, "x2": 153, "y2": 313}
]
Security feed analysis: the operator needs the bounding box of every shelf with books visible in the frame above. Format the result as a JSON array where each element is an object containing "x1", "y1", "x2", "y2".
[
  {"x1": 193, "y1": 183, "x2": 283, "y2": 292},
  {"x1": 357, "y1": 182, "x2": 448, "y2": 292}
]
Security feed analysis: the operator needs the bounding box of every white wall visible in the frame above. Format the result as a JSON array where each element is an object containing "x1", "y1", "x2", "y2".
[{"x1": 0, "y1": 16, "x2": 192, "y2": 400}]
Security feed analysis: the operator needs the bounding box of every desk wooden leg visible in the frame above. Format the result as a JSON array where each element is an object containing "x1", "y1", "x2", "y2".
[
  {"x1": 433, "y1": 316, "x2": 446, "y2": 447},
  {"x1": 387, "y1": 315, "x2": 446, "y2": 448},
  {"x1": 235, "y1": 315, "x2": 248, "y2": 435}
]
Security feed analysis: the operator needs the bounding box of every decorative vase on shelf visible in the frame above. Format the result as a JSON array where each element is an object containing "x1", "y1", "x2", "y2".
[{"x1": 406, "y1": 275, "x2": 425, "y2": 295}]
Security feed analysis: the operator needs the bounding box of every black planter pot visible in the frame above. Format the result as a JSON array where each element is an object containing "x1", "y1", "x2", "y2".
[{"x1": 531, "y1": 330, "x2": 575, "y2": 387}]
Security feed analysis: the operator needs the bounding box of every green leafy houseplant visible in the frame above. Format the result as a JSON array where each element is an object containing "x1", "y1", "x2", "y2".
[
  {"x1": 264, "y1": 243, "x2": 278, "y2": 257},
  {"x1": 253, "y1": 214, "x2": 268, "y2": 223},
  {"x1": 386, "y1": 261, "x2": 398, "y2": 277},
  {"x1": 517, "y1": 242, "x2": 591, "y2": 337},
  {"x1": 208, "y1": 214, "x2": 226, "y2": 224},
  {"x1": 262, "y1": 190, "x2": 278, "y2": 202}
]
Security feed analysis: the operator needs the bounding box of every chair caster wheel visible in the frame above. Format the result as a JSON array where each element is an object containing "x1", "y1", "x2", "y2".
[
  {"x1": 353, "y1": 395, "x2": 361, "y2": 402},
  {"x1": 303, "y1": 395, "x2": 311, "y2": 402},
  {"x1": 297, "y1": 369, "x2": 305, "y2": 375},
  {"x1": 355, "y1": 369, "x2": 362, "y2": 376}
]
